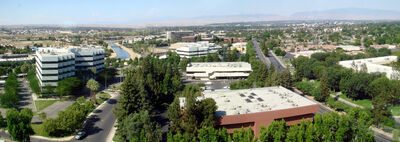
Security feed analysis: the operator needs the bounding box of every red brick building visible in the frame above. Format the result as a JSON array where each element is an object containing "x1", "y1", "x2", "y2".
[{"x1": 182, "y1": 86, "x2": 319, "y2": 136}]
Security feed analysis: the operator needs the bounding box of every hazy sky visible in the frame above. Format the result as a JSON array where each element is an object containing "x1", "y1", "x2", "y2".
[{"x1": 0, "y1": 0, "x2": 399, "y2": 25}]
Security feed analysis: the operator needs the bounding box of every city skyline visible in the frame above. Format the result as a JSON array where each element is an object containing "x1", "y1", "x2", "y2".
[{"x1": 1, "y1": 0, "x2": 400, "y2": 25}]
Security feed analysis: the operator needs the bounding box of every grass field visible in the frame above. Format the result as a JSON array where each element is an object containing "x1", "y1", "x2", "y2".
[
  {"x1": 339, "y1": 94, "x2": 372, "y2": 109},
  {"x1": 35, "y1": 100, "x2": 59, "y2": 111},
  {"x1": 392, "y1": 51, "x2": 400, "y2": 56}
]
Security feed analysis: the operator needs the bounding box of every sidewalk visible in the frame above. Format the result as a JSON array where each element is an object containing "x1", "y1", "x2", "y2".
[
  {"x1": 105, "y1": 121, "x2": 117, "y2": 142},
  {"x1": 330, "y1": 94, "x2": 364, "y2": 108}
]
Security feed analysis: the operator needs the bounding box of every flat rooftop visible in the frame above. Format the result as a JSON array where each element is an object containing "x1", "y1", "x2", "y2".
[
  {"x1": 37, "y1": 47, "x2": 104, "y2": 56},
  {"x1": 199, "y1": 86, "x2": 317, "y2": 116},
  {"x1": 339, "y1": 56, "x2": 398, "y2": 79},
  {"x1": 187, "y1": 62, "x2": 252, "y2": 71}
]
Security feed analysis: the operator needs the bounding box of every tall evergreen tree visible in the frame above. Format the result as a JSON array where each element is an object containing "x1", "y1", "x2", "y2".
[{"x1": 318, "y1": 69, "x2": 330, "y2": 102}]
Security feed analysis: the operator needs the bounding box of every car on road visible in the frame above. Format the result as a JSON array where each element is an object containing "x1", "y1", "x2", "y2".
[
  {"x1": 223, "y1": 86, "x2": 230, "y2": 89},
  {"x1": 74, "y1": 131, "x2": 86, "y2": 140},
  {"x1": 205, "y1": 81, "x2": 212, "y2": 85}
]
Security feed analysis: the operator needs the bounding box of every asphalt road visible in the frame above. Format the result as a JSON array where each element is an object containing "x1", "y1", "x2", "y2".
[
  {"x1": 267, "y1": 51, "x2": 285, "y2": 71},
  {"x1": 72, "y1": 93, "x2": 120, "y2": 142},
  {"x1": 252, "y1": 40, "x2": 271, "y2": 67},
  {"x1": 252, "y1": 39, "x2": 285, "y2": 72},
  {"x1": 18, "y1": 78, "x2": 36, "y2": 111}
]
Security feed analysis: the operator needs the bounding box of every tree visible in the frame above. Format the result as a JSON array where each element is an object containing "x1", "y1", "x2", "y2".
[
  {"x1": 371, "y1": 95, "x2": 391, "y2": 124},
  {"x1": 197, "y1": 98, "x2": 217, "y2": 127},
  {"x1": 318, "y1": 69, "x2": 330, "y2": 102},
  {"x1": 86, "y1": 79, "x2": 100, "y2": 104},
  {"x1": 56, "y1": 77, "x2": 83, "y2": 96},
  {"x1": 280, "y1": 68, "x2": 292, "y2": 88},
  {"x1": 20, "y1": 63, "x2": 31, "y2": 73},
  {"x1": 43, "y1": 97, "x2": 94, "y2": 137},
  {"x1": 168, "y1": 97, "x2": 183, "y2": 133},
  {"x1": 259, "y1": 120, "x2": 287, "y2": 142},
  {"x1": 1, "y1": 73, "x2": 19, "y2": 108},
  {"x1": 43, "y1": 84, "x2": 55, "y2": 95},
  {"x1": 6, "y1": 108, "x2": 34, "y2": 142},
  {"x1": 114, "y1": 110, "x2": 162, "y2": 142}
]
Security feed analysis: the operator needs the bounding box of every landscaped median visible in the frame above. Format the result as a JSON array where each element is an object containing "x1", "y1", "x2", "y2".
[{"x1": 96, "y1": 92, "x2": 111, "y2": 104}]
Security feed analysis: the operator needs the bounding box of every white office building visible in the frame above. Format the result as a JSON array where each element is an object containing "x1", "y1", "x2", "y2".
[
  {"x1": 35, "y1": 47, "x2": 104, "y2": 86},
  {"x1": 174, "y1": 41, "x2": 222, "y2": 58},
  {"x1": 339, "y1": 56, "x2": 398, "y2": 79},
  {"x1": 186, "y1": 62, "x2": 252, "y2": 80}
]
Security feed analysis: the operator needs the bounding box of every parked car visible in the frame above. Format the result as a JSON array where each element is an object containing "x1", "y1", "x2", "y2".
[{"x1": 75, "y1": 131, "x2": 86, "y2": 140}]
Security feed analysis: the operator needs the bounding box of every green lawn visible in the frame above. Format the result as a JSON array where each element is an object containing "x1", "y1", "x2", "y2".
[
  {"x1": 339, "y1": 94, "x2": 372, "y2": 109},
  {"x1": 35, "y1": 100, "x2": 59, "y2": 111},
  {"x1": 392, "y1": 51, "x2": 400, "y2": 56}
]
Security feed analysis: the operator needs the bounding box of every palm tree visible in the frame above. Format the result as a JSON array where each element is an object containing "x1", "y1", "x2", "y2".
[{"x1": 86, "y1": 79, "x2": 100, "y2": 104}]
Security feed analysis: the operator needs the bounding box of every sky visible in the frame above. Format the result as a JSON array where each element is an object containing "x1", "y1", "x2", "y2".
[{"x1": 0, "y1": 0, "x2": 399, "y2": 25}]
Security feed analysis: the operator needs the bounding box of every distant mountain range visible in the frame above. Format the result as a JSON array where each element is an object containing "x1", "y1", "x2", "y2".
[
  {"x1": 150, "y1": 8, "x2": 400, "y2": 26},
  {"x1": 290, "y1": 8, "x2": 400, "y2": 20},
  {"x1": 2, "y1": 8, "x2": 400, "y2": 28}
]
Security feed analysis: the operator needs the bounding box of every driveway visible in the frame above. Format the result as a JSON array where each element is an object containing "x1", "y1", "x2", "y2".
[{"x1": 18, "y1": 78, "x2": 36, "y2": 111}]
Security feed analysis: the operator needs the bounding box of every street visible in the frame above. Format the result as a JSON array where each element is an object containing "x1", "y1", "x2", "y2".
[
  {"x1": 72, "y1": 92, "x2": 120, "y2": 142},
  {"x1": 252, "y1": 39, "x2": 285, "y2": 71},
  {"x1": 252, "y1": 40, "x2": 271, "y2": 67},
  {"x1": 267, "y1": 51, "x2": 285, "y2": 71}
]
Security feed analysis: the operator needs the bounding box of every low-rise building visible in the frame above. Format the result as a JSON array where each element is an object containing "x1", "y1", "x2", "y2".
[
  {"x1": 35, "y1": 47, "x2": 104, "y2": 86},
  {"x1": 0, "y1": 54, "x2": 34, "y2": 63},
  {"x1": 339, "y1": 56, "x2": 398, "y2": 79},
  {"x1": 291, "y1": 50, "x2": 324, "y2": 58},
  {"x1": 166, "y1": 31, "x2": 194, "y2": 41},
  {"x1": 186, "y1": 62, "x2": 252, "y2": 80},
  {"x1": 336, "y1": 45, "x2": 361, "y2": 52},
  {"x1": 174, "y1": 41, "x2": 222, "y2": 58},
  {"x1": 180, "y1": 86, "x2": 319, "y2": 136},
  {"x1": 230, "y1": 42, "x2": 247, "y2": 53}
]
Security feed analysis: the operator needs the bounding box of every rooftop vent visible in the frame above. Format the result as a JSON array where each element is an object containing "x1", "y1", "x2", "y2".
[
  {"x1": 250, "y1": 92, "x2": 257, "y2": 96},
  {"x1": 240, "y1": 94, "x2": 245, "y2": 97},
  {"x1": 245, "y1": 99, "x2": 252, "y2": 103},
  {"x1": 248, "y1": 96, "x2": 254, "y2": 99},
  {"x1": 257, "y1": 98, "x2": 264, "y2": 102}
]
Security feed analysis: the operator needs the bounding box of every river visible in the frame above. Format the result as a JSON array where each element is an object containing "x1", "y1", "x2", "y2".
[{"x1": 109, "y1": 42, "x2": 130, "y2": 60}]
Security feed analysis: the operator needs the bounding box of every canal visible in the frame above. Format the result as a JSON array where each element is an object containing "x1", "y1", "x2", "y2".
[{"x1": 109, "y1": 42, "x2": 130, "y2": 60}]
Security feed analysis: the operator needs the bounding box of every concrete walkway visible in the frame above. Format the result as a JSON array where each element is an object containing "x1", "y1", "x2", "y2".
[{"x1": 330, "y1": 94, "x2": 364, "y2": 108}]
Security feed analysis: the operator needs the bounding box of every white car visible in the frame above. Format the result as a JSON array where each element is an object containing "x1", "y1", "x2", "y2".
[{"x1": 205, "y1": 82, "x2": 212, "y2": 85}]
